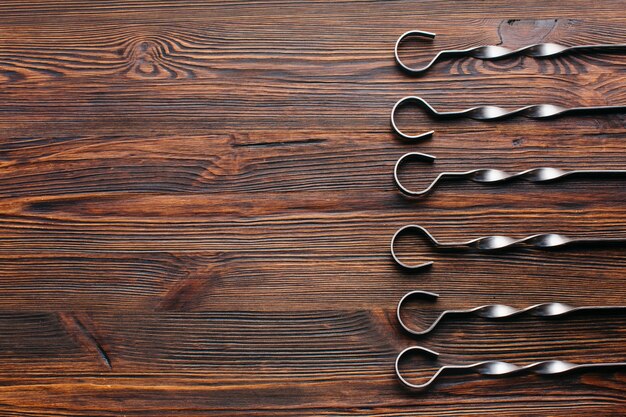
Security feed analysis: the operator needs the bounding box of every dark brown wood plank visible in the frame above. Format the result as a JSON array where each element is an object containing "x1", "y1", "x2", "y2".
[
  {"x1": 0, "y1": 311, "x2": 624, "y2": 416},
  {"x1": 0, "y1": 189, "x2": 625, "y2": 310},
  {"x1": 0, "y1": 1, "x2": 625, "y2": 415}
]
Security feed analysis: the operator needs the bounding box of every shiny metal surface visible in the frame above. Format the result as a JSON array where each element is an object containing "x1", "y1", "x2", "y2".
[
  {"x1": 391, "y1": 96, "x2": 626, "y2": 140},
  {"x1": 394, "y1": 152, "x2": 626, "y2": 197},
  {"x1": 395, "y1": 30, "x2": 626, "y2": 75},
  {"x1": 395, "y1": 346, "x2": 626, "y2": 391},
  {"x1": 396, "y1": 290, "x2": 626, "y2": 336},
  {"x1": 390, "y1": 224, "x2": 626, "y2": 270}
]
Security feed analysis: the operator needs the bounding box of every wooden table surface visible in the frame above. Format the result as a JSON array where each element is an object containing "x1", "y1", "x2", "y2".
[{"x1": 1, "y1": 1, "x2": 626, "y2": 415}]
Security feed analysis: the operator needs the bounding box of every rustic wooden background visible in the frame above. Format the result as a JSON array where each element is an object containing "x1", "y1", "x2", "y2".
[{"x1": 0, "y1": 1, "x2": 625, "y2": 415}]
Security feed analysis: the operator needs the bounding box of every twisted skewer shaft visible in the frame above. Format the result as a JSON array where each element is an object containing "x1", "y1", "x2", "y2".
[
  {"x1": 391, "y1": 225, "x2": 626, "y2": 270},
  {"x1": 397, "y1": 290, "x2": 626, "y2": 336},
  {"x1": 395, "y1": 30, "x2": 626, "y2": 75},
  {"x1": 391, "y1": 96, "x2": 626, "y2": 140},
  {"x1": 398, "y1": 96, "x2": 626, "y2": 119},
  {"x1": 394, "y1": 152, "x2": 626, "y2": 197},
  {"x1": 396, "y1": 346, "x2": 626, "y2": 391}
]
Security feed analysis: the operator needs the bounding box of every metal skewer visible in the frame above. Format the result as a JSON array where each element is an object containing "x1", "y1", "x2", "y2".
[
  {"x1": 397, "y1": 290, "x2": 626, "y2": 336},
  {"x1": 395, "y1": 30, "x2": 626, "y2": 75},
  {"x1": 396, "y1": 346, "x2": 626, "y2": 391},
  {"x1": 391, "y1": 96, "x2": 626, "y2": 140},
  {"x1": 391, "y1": 224, "x2": 626, "y2": 270},
  {"x1": 394, "y1": 152, "x2": 626, "y2": 198}
]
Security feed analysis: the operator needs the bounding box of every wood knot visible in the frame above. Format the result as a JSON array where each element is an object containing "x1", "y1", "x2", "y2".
[
  {"x1": 122, "y1": 38, "x2": 176, "y2": 79},
  {"x1": 497, "y1": 19, "x2": 560, "y2": 48}
]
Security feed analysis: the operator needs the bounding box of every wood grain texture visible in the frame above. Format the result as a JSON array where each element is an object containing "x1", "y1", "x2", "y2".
[{"x1": 0, "y1": 1, "x2": 625, "y2": 415}]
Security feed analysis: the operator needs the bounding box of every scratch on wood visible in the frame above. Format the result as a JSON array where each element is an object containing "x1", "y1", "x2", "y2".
[
  {"x1": 232, "y1": 138, "x2": 327, "y2": 148},
  {"x1": 59, "y1": 313, "x2": 112, "y2": 370}
]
